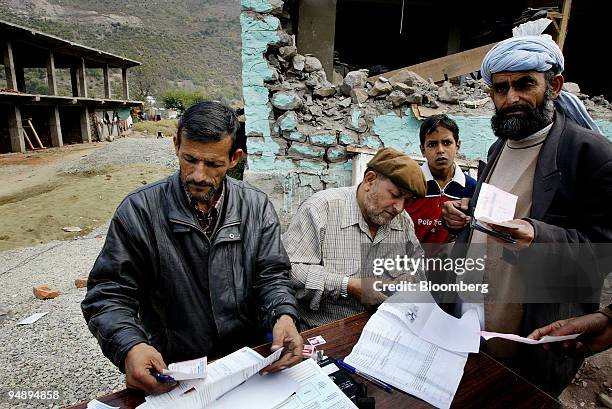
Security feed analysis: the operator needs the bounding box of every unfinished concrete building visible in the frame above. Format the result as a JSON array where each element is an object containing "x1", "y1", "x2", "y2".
[
  {"x1": 0, "y1": 19, "x2": 142, "y2": 154},
  {"x1": 239, "y1": 0, "x2": 612, "y2": 227}
]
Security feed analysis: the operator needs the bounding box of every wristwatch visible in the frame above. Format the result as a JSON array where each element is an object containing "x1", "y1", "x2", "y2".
[
  {"x1": 598, "y1": 304, "x2": 612, "y2": 321},
  {"x1": 341, "y1": 276, "x2": 350, "y2": 298}
]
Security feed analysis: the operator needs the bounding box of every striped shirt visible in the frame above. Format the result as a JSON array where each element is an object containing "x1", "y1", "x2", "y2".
[{"x1": 283, "y1": 185, "x2": 424, "y2": 328}]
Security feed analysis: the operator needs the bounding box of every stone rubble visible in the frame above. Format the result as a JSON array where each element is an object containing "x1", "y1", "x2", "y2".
[{"x1": 250, "y1": 0, "x2": 612, "y2": 175}]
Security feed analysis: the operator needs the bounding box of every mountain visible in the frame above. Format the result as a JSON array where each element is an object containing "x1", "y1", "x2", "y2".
[{"x1": 0, "y1": 0, "x2": 242, "y2": 102}]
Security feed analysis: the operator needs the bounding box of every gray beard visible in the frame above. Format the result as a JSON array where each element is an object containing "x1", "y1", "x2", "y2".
[
  {"x1": 363, "y1": 191, "x2": 395, "y2": 226},
  {"x1": 491, "y1": 88, "x2": 555, "y2": 141}
]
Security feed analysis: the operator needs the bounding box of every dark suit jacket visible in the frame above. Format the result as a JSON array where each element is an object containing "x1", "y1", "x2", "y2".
[{"x1": 446, "y1": 112, "x2": 612, "y2": 396}]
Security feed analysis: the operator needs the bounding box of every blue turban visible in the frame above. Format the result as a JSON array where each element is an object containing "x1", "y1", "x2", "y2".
[{"x1": 481, "y1": 32, "x2": 600, "y2": 133}]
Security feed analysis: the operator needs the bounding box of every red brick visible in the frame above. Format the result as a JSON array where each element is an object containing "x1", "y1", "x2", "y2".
[
  {"x1": 33, "y1": 285, "x2": 60, "y2": 300},
  {"x1": 74, "y1": 277, "x2": 88, "y2": 289}
]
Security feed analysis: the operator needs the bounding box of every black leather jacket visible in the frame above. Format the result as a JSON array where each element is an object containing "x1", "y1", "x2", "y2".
[{"x1": 82, "y1": 172, "x2": 299, "y2": 371}]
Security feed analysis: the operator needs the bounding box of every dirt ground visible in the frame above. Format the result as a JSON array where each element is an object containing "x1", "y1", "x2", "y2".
[
  {"x1": 0, "y1": 135, "x2": 610, "y2": 408},
  {"x1": 0, "y1": 140, "x2": 174, "y2": 251}
]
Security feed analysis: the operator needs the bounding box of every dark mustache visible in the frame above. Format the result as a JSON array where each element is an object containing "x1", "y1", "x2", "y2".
[{"x1": 497, "y1": 104, "x2": 535, "y2": 116}]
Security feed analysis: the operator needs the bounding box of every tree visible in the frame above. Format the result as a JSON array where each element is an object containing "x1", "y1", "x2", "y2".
[
  {"x1": 130, "y1": 64, "x2": 161, "y2": 101},
  {"x1": 161, "y1": 89, "x2": 207, "y2": 112}
]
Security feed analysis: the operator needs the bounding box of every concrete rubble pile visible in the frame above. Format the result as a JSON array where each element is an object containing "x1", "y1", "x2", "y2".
[
  {"x1": 256, "y1": 4, "x2": 506, "y2": 167},
  {"x1": 242, "y1": 0, "x2": 612, "y2": 174},
  {"x1": 239, "y1": 0, "x2": 611, "y2": 229}
]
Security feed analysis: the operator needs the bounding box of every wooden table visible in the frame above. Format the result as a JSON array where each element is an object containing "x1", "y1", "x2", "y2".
[{"x1": 69, "y1": 313, "x2": 561, "y2": 409}]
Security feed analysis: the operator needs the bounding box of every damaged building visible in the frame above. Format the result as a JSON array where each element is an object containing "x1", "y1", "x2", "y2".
[
  {"x1": 0, "y1": 19, "x2": 142, "y2": 154},
  {"x1": 239, "y1": 0, "x2": 612, "y2": 227}
]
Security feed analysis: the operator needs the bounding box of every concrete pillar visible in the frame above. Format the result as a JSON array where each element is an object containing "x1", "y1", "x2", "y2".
[
  {"x1": 122, "y1": 67, "x2": 129, "y2": 100},
  {"x1": 49, "y1": 106, "x2": 63, "y2": 147},
  {"x1": 80, "y1": 106, "x2": 92, "y2": 143},
  {"x1": 7, "y1": 105, "x2": 25, "y2": 153},
  {"x1": 447, "y1": 20, "x2": 461, "y2": 55},
  {"x1": 70, "y1": 67, "x2": 79, "y2": 97},
  {"x1": 297, "y1": 0, "x2": 337, "y2": 80},
  {"x1": 103, "y1": 64, "x2": 111, "y2": 99},
  {"x1": 47, "y1": 50, "x2": 57, "y2": 95},
  {"x1": 3, "y1": 41, "x2": 18, "y2": 90},
  {"x1": 77, "y1": 57, "x2": 88, "y2": 98}
]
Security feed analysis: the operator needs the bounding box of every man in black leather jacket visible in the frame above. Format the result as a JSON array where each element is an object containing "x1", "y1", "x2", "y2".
[{"x1": 82, "y1": 101, "x2": 302, "y2": 395}]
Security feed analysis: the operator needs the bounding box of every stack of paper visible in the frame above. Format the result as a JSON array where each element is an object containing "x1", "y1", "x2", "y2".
[
  {"x1": 276, "y1": 359, "x2": 357, "y2": 409},
  {"x1": 473, "y1": 182, "x2": 518, "y2": 226},
  {"x1": 137, "y1": 347, "x2": 284, "y2": 409},
  {"x1": 210, "y1": 359, "x2": 357, "y2": 409},
  {"x1": 138, "y1": 347, "x2": 357, "y2": 409},
  {"x1": 344, "y1": 297, "x2": 481, "y2": 409}
]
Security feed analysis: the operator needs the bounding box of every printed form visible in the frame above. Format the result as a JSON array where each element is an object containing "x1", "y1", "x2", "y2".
[
  {"x1": 379, "y1": 299, "x2": 481, "y2": 353},
  {"x1": 345, "y1": 299, "x2": 481, "y2": 409},
  {"x1": 276, "y1": 359, "x2": 357, "y2": 409}
]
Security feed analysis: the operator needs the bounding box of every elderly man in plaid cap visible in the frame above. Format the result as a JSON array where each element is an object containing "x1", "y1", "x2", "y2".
[{"x1": 283, "y1": 147, "x2": 428, "y2": 328}]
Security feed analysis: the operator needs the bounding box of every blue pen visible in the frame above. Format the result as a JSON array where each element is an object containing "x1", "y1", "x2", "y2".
[
  {"x1": 152, "y1": 371, "x2": 176, "y2": 384},
  {"x1": 335, "y1": 359, "x2": 393, "y2": 393}
]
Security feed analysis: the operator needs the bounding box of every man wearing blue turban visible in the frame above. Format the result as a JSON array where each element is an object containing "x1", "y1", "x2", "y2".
[
  {"x1": 480, "y1": 20, "x2": 600, "y2": 134},
  {"x1": 442, "y1": 19, "x2": 612, "y2": 396}
]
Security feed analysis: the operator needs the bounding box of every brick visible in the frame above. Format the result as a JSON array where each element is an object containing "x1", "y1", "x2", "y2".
[
  {"x1": 74, "y1": 277, "x2": 88, "y2": 289},
  {"x1": 33, "y1": 285, "x2": 60, "y2": 300}
]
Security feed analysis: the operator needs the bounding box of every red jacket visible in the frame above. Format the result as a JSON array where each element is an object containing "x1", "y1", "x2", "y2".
[{"x1": 406, "y1": 163, "x2": 476, "y2": 243}]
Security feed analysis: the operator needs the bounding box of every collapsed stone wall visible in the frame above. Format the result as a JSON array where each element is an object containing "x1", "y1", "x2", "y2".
[{"x1": 240, "y1": 0, "x2": 612, "y2": 228}]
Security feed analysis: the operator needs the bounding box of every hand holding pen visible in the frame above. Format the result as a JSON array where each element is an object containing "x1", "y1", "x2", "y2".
[{"x1": 125, "y1": 343, "x2": 177, "y2": 395}]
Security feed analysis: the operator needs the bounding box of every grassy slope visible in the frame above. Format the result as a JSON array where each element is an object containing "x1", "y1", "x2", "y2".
[{"x1": 0, "y1": 0, "x2": 242, "y2": 101}]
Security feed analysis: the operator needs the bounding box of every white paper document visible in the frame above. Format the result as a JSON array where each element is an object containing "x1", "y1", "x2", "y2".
[
  {"x1": 139, "y1": 347, "x2": 284, "y2": 409},
  {"x1": 207, "y1": 370, "x2": 298, "y2": 409},
  {"x1": 379, "y1": 297, "x2": 481, "y2": 353},
  {"x1": 344, "y1": 309, "x2": 469, "y2": 409},
  {"x1": 17, "y1": 311, "x2": 49, "y2": 325},
  {"x1": 163, "y1": 357, "x2": 207, "y2": 381},
  {"x1": 481, "y1": 331, "x2": 580, "y2": 344},
  {"x1": 276, "y1": 359, "x2": 358, "y2": 409},
  {"x1": 474, "y1": 183, "x2": 518, "y2": 224}
]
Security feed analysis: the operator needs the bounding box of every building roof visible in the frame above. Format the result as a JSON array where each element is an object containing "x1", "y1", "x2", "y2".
[
  {"x1": 0, "y1": 19, "x2": 141, "y2": 68},
  {"x1": 0, "y1": 91, "x2": 142, "y2": 107}
]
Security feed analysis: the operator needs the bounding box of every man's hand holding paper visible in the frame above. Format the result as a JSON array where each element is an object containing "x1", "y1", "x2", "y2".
[
  {"x1": 125, "y1": 343, "x2": 177, "y2": 395},
  {"x1": 262, "y1": 315, "x2": 303, "y2": 374},
  {"x1": 467, "y1": 183, "x2": 534, "y2": 248}
]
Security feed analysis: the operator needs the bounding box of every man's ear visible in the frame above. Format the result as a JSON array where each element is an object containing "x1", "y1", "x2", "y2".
[
  {"x1": 173, "y1": 133, "x2": 180, "y2": 156},
  {"x1": 456, "y1": 140, "x2": 461, "y2": 150},
  {"x1": 362, "y1": 170, "x2": 378, "y2": 191},
  {"x1": 550, "y1": 74, "x2": 564, "y2": 99},
  {"x1": 229, "y1": 149, "x2": 244, "y2": 168},
  {"x1": 364, "y1": 170, "x2": 378, "y2": 182},
  {"x1": 420, "y1": 145, "x2": 425, "y2": 155}
]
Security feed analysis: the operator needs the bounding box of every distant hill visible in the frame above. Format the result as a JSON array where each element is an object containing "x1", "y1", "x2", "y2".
[{"x1": 0, "y1": 0, "x2": 242, "y2": 102}]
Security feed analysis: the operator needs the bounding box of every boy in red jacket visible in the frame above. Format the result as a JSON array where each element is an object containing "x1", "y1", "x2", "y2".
[{"x1": 406, "y1": 114, "x2": 476, "y2": 245}]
